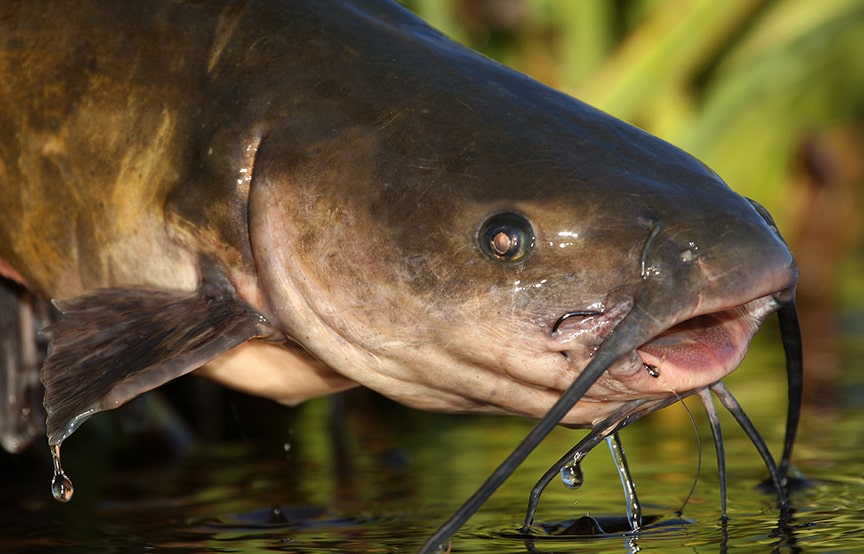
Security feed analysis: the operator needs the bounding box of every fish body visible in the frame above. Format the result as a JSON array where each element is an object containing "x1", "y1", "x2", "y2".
[{"x1": 0, "y1": 0, "x2": 798, "y2": 532}]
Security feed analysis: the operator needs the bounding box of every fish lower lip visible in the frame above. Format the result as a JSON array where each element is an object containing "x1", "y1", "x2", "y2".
[{"x1": 634, "y1": 294, "x2": 780, "y2": 388}]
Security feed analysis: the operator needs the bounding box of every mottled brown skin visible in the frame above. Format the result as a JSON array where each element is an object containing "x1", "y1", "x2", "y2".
[
  {"x1": 0, "y1": 2, "x2": 202, "y2": 296},
  {"x1": 0, "y1": 1, "x2": 796, "y2": 450}
]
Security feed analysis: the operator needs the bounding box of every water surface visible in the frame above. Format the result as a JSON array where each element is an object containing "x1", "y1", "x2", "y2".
[{"x1": 1, "y1": 318, "x2": 862, "y2": 553}]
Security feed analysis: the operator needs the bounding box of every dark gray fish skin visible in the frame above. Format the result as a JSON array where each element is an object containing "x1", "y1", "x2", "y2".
[{"x1": 0, "y1": 0, "x2": 796, "y2": 510}]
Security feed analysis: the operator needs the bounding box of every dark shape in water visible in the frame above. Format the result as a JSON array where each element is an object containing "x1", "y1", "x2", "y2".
[{"x1": 554, "y1": 514, "x2": 664, "y2": 537}]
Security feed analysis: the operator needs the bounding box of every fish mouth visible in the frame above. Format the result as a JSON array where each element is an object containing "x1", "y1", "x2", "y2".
[
  {"x1": 423, "y1": 279, "x2": 802, "y2": 549},
  {"x1": 632, "y1": 294, "x2": 780, "y2": 392},
  {"x1": 550, "y1": 287, "x2": 790, "y2": 415}
]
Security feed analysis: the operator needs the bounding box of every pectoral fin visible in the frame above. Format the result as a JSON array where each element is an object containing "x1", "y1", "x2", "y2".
[{"x1": 41, "y1": 278, "x2": 269, "y2": 446}]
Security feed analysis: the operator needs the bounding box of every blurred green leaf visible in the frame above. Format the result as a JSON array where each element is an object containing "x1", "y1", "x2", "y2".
[{"x1": 405, "y1": 0, "x2": 864, "y2": 227}]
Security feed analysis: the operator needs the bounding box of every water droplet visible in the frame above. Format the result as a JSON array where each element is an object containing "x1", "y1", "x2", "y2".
[
  {"x1": 268, "y1": 506, "x2": 289, "y2": 524},
  {"x1": 644, "y1": 364, "x2": 660, "y2": 378},
  {"x1": 560, "y1": 460, "x2": 584, "y2": 489},
  {"x1": 50, "y1": 443, "x2": 74, "y2": 502}
]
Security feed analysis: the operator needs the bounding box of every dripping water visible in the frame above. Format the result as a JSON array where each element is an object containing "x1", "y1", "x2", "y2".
[
  {"x1": 50, "y1": 443, "x2": 74, "y2": 502},
  {"x1": 606, "y1": 432, "x2": 642, "y2": 531},
  {"x1": 559, "y1": 458, "x2": 584, "y2": 489}
]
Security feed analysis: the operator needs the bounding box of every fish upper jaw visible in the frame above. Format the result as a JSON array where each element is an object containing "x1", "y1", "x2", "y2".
[{"x1": 545, "y1": 264, "x2": 797, "y2": 426}]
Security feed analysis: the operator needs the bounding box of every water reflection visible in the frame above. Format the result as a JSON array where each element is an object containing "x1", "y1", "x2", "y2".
[{"x1": 1, "y1": 313, "x2": 863, "y2": 552}]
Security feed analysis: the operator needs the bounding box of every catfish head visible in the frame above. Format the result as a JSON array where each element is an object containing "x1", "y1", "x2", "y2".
[{"x1": 239, "y1": 1, "x2": 797, "y2": 429}]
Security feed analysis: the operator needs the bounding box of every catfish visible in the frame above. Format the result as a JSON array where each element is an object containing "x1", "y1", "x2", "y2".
[{"x1": 0, "y1": 1, "x2": 803, "y2": 549}]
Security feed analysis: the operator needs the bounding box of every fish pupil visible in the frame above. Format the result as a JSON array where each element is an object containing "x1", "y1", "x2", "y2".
[
  {"x1": 491, "y1": 231, "x2": 517, "y2": 256},
  {"x1": 478, "y1": 212, "x2": 535, "y2": 263}
]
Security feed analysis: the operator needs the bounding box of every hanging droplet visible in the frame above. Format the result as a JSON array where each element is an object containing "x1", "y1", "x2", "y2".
[
  {"x1": 644, "y1": 364, "x2": 660, "y2": 378},
  {"x1": 50, "y1": 443, "x2": 74, "y2": 503},
  {"x1": 560, "y1": 460, "x2": 584, "y2": 489}
]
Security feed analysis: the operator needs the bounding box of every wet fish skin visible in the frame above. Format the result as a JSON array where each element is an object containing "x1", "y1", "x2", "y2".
[{"x1": 0, "y1": 0, "x2": 795, "y2": 453}]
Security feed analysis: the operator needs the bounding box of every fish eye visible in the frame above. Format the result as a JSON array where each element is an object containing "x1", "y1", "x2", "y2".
[{"x1": 478, "y1": 212, "x2": 535, "y2": 263}]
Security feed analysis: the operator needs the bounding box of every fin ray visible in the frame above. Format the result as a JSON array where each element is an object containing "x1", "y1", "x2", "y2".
[{"x1": 42, "y1": 280, "x2": 267, "y2": 445}]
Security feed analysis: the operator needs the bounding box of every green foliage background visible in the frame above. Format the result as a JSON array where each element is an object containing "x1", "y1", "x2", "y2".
[
  {"x1": 403, "y1": 0, "x2": 864, "y2": 305},
  {"x1": 403, "y1": 0, "x2": 863, "y2": 215}
]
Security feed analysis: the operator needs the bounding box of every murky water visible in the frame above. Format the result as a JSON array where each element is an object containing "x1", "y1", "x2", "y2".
[{"x1": 1, "y1": 316, "x2": 863, "y2": 553}]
